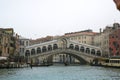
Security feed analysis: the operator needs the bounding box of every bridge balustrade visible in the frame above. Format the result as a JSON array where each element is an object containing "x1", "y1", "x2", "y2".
[{"x1": 25, "y1": 46, "x2": 102, "y2": 58}]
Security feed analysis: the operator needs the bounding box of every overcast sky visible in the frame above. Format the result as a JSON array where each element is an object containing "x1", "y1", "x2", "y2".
[{"x1": 0, "y1": 0, "x2": 120, "y2": 39}]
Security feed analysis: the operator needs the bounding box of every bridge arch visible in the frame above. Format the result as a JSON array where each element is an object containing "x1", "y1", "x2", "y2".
[
  {"x1": 42, "y1": 46, "x2": 47, "y2": 52},
  {"x1": 43, "y1": 50, "x2": 88, "y2": 64},
  {"x1": 96, "y1": 50, "x2": 101, "y2": 56},
  {"x1": 37, "y1": 47, "x2": 41, "y2": 54},
  {"x1": 75, "y1": 45, "x2": 79, "y2": 51},
  {"x1": 91, "y1": 49, "x2": 95, "y2": 55},
  {"x1": 58, "y1": 38, "x2": 68, "y2": 49},
  {"x1": 69, "y1": 44, "x2": 74, "y2": 49},
  {"x1": 48, "y1": 45, "x2": 52, "y2": 51},
  {"x1": 31, "y1": 49, "x2": 35, "y2": 55},
  {"x1": 53, "y1": 44, "x2": 58, "y2": 50},
  {"x1": 80, "y1": 46, "x2": 85, "y2": 52},
  {"x1": 86, "y1": 48, "x2": 90, "y2": 54}
]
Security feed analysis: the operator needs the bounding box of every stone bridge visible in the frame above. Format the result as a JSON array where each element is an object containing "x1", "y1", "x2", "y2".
[{"x1": 25, "y1": 38, "x2": 102, "y2": 64}]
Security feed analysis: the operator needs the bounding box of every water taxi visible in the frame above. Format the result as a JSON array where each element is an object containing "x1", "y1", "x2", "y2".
[{"x1": 102, "y1": 57, "x2": 120, "y2": 68}]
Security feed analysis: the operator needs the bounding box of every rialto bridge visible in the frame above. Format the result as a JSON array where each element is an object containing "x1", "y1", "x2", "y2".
[{"x1": 25, "y1": 38, "x2": 103, "y2": 65}]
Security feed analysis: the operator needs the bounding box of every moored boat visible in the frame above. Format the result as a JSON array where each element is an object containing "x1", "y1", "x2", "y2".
[{"x1": 102, "y1": 57, "x2": 120, "y2": 68}]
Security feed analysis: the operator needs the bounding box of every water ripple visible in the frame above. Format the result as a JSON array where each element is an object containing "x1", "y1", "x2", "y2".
[{"x1": 0, "y1": 66, "x2": 120, "y2": 80}]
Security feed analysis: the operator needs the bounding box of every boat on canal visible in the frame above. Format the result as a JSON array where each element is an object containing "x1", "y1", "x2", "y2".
[
  {"x1": 102, "y1": 57, "x2": 120, "y2": 68},
  {"x1": 90, "y1": 57, "x2": 120, "y2": 68}
]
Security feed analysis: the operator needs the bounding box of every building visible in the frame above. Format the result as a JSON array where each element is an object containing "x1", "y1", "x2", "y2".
[
  {"x1": 0, "y1": 28, "x2": 19, "y2": 58},
  {"x1": 19, "y1": 36, "x2": 30, "y2": 56},
  {"x1": 109, "y1": 23, "x2": 120, "y2": 57},
  {"x1": 30, "y1": 36, "x2": 53, "y2": 45},
  {"x1": 64, "y1": 29, "x2": 97, "y2": 45},
  {"x1": 0, "y1": 28, "x2": 10, "y2": 57},
  {"x1": 94, "y1": 23, "x2": 120, "y2": 57}
]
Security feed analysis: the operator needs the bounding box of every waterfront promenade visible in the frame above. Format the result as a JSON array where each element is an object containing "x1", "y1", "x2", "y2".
[{"x1": 0, "y1": 66, "x2": 120, "y2": 80}]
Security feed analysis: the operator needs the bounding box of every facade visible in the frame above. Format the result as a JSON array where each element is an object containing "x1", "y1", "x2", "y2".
[
  {"x1": 94, "y1": 23, "x2": 120, "y2": 57},
  {"x1": 0, "y1": 28, "x2": 19, "y2": 57},
  {"x1": 64, "y1": 29, "x2": 97, "y2": 45},
  {"x1": 94, "y1": 27, "x2": 111, "y2": 57},
  {"x1": 109, "y1": 25, "x2": 120, "y2": 56},
  {"x1": 19, "y1": 36, "x2": 30, "y2": 56},
  {"x1": 0, "y1": 28, "x2": 10, "y2": 57}
]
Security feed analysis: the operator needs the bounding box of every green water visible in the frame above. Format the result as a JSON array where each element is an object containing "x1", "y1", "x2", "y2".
[{"x1": 0, "y1": 65, "x2": 120, "y2": 80}]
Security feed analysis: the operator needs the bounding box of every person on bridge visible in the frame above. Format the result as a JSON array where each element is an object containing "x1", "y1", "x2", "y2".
[{"x1": 113, "y1": 0, "x2": 120, "y2": 11}]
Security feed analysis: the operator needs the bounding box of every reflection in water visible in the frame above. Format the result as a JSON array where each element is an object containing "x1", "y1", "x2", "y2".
[{"x1": 0, "y1": 66, "x2": 120, "y2": 80}]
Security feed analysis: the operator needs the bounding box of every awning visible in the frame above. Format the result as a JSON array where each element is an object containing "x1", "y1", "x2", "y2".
[{"x1": 0, "y1": 57, "x2": 8, "y2": 60}]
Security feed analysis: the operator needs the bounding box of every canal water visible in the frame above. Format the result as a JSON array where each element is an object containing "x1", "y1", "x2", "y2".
[{"x1": 0, "y1": 65, "x2": 120, "y2": 80}]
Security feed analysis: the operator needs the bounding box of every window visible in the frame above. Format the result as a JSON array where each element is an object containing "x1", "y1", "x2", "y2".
[
  {"x1": 26, "y1": 41, "x2": 29, "y2": 46},
  {"x1": 112, "y1": 36, "x2": 114, "y2": 38},
  {"x1": 91, "y1": 49, "x2": 95, "y2": 55},
  {"x1": 37, "y1": 47, "x2": 41, "y2": 54},
  {"x1": 42, "y1": 46, "x2": 47, "y2": 52},
  {"x1": 80, "y1": 46, "x2": 84, "y2": 52},
  {"x1": 75, "y1": 45, "x2": 79, "y2": 51},
  {"x1": 53, "y1": 44, "x2": 58, "y2": 50},
  {"x1": 84, "y1": 36, "x2": 86, "y2": 39},
  {"x1": 84, "y1": 41, "x2": 86, "y2": 43},
  {"x1": 20, "y1": 48, "x2": 21, "y2": 52},
  {"x1": 48, "y1": 45, "x2": 52, "y2": 51},
  {"x1": 69, "y1": 44, "x2": 74, "y2": 49},
  {"x1": 22, "y1": 48, "x2": 24, "y2": 53},
  {"x1": 25, "y1": 50, "x2": 30, "y2": 56}
]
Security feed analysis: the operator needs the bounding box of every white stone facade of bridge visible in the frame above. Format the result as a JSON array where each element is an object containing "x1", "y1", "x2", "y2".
[{"x1": 25, "y1": 38, "x2": 102, "y2": 64}]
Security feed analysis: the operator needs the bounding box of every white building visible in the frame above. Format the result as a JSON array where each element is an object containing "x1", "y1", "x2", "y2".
[{"x1": 19, "y1": 36, "x2": 30, "y2": 56}]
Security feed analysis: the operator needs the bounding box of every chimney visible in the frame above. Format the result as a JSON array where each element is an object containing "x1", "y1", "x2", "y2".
[{"x1": 100, "y1": 28, "x2": 102, "y2": 33}]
